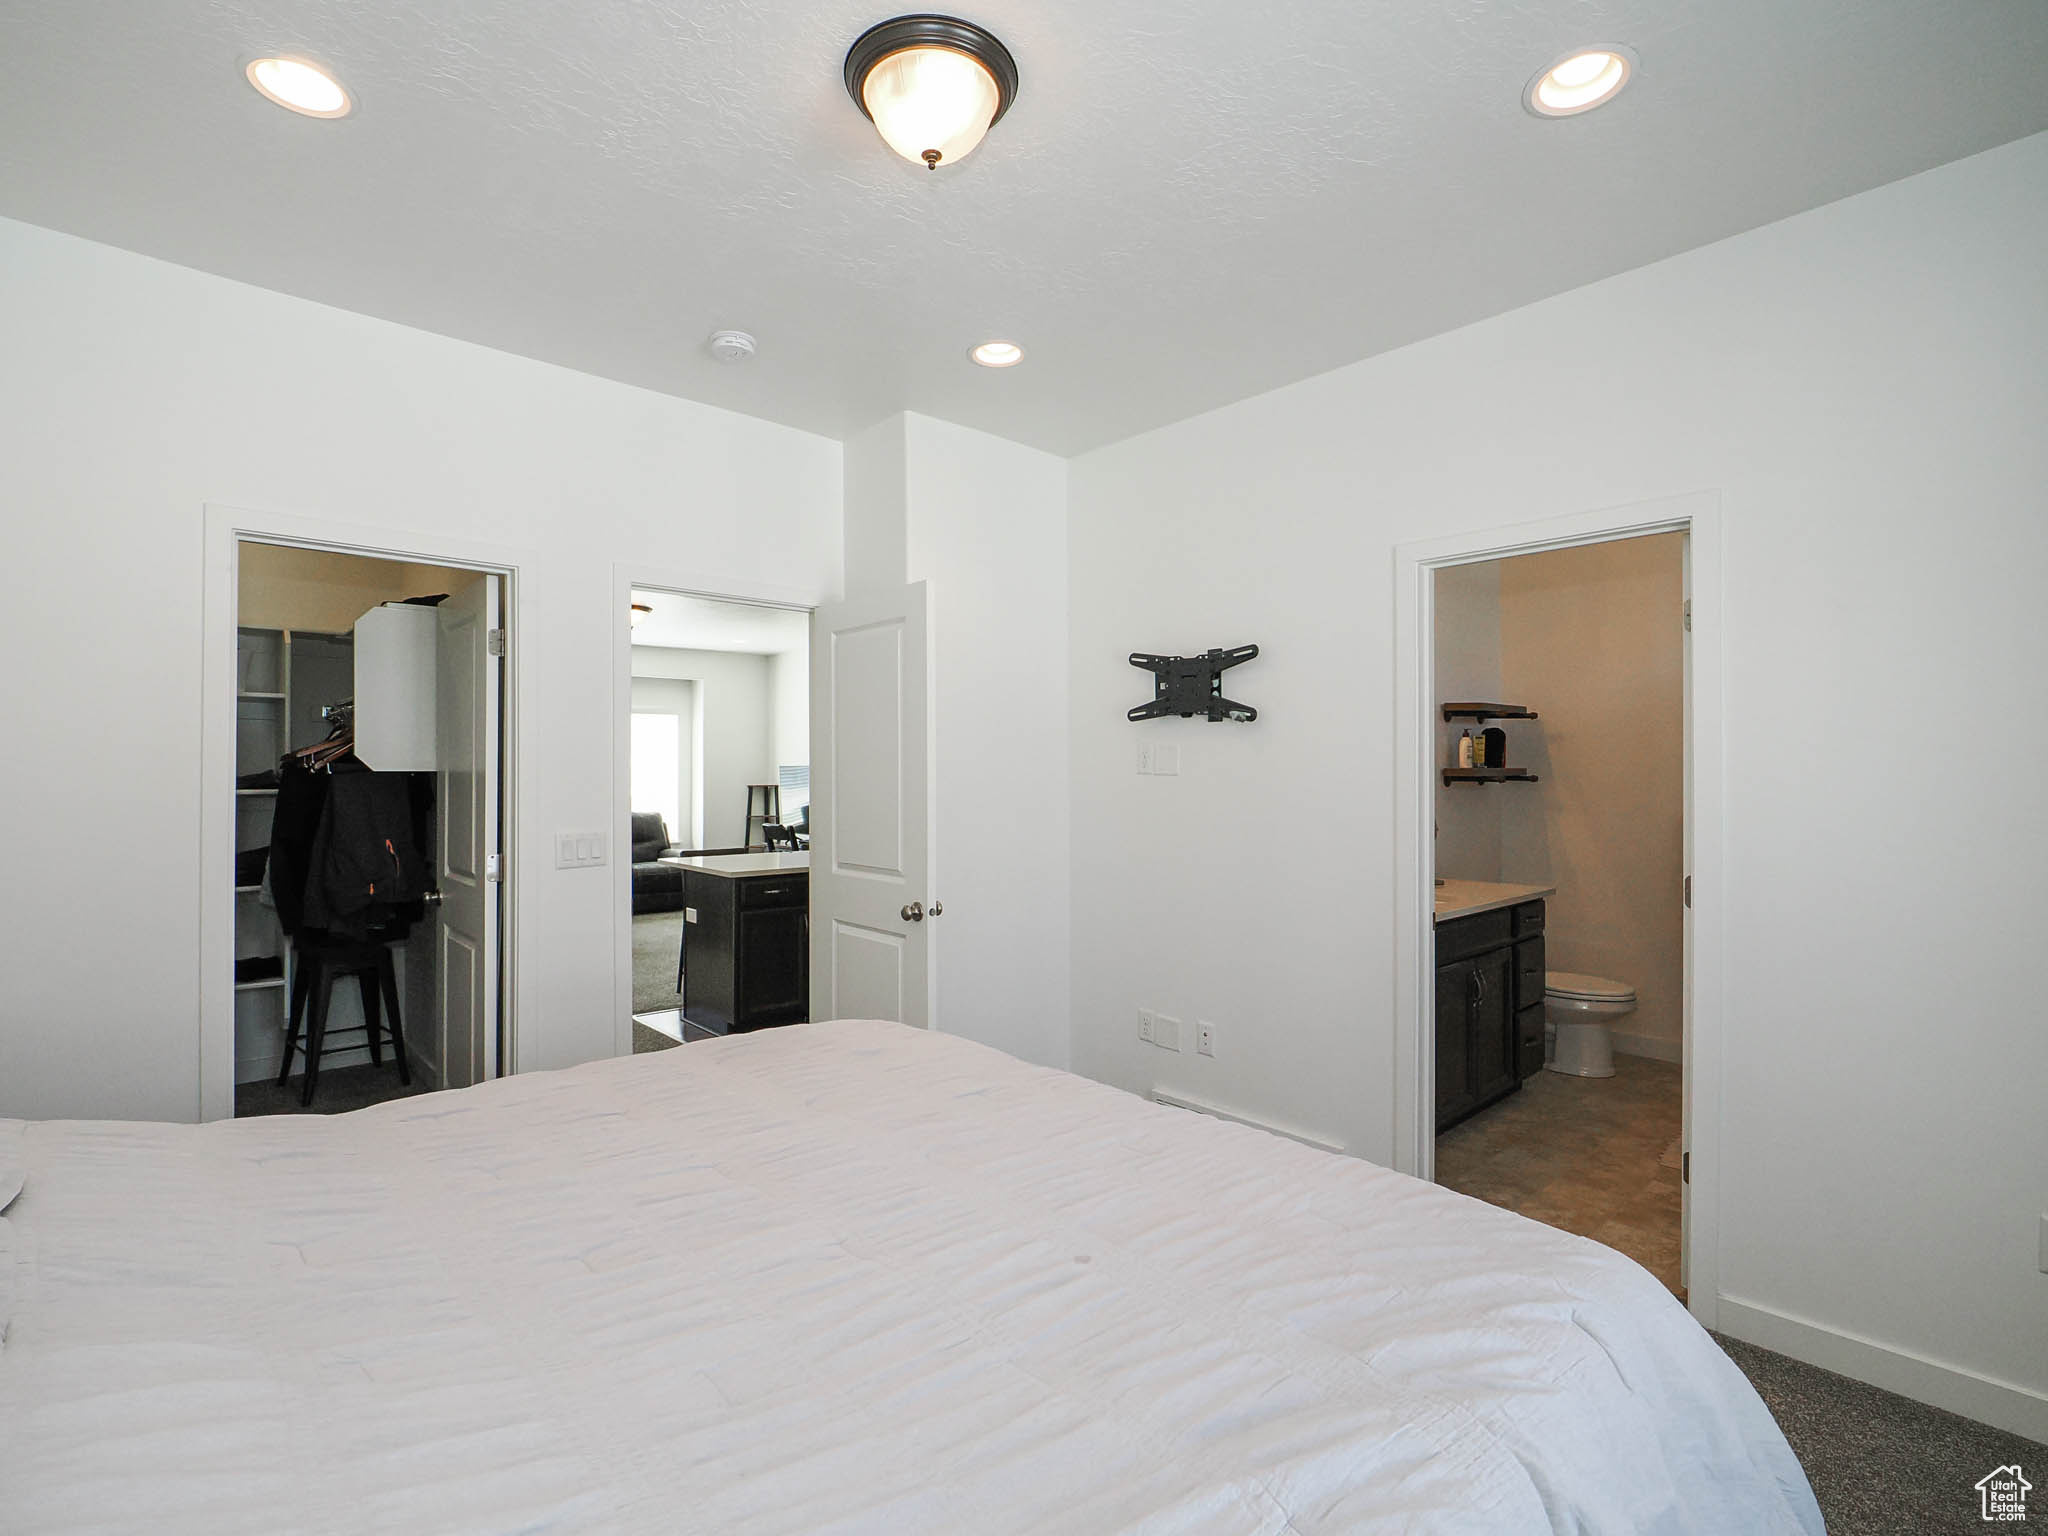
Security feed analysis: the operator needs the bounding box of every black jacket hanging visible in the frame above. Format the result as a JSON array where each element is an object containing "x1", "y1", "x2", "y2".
[
  {"x1": 302, "y1": 768, "x2": 429, "y2": 937},
  {"x1": 267, "y1": 758, "x2": 333, "y2": 937}
]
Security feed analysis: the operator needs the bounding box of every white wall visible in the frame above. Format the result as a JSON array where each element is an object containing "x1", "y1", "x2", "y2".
[
  {"x1": 767, "y1": 648, "x2": 809, "y2": 795},
  {"x1": 631, "y1": 646, "x2": 776, "y2": 848},
  {"x1": 1067, "y1": 133, "x2": 2048, "y2": 1436},
  {"x1": 902, "y1": 414, "x2": 1072, "y2": 1070},
  {"x1": 1432, "y1": 561, "x2": 1502, "y2": 881},
  {"x1": 0, "y1": 215, "x2": 841, "y2": 1122},
  {"x1": 629, "y1": 676, "x2": 697, "y2": 844},
  {"x1": 1498, "y1": 535, "x2": 1685, "y2": 1055}
]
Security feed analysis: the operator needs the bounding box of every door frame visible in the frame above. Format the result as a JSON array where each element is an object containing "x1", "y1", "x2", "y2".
[
  {"x1": 199, "y1": 502, "x2": 529, "y2": 1122},
  {"x1": 609, "y1": 562, "x2": 823, "y2": 1059},
  {"x1": 1391, "y1": 490, "x2": 1724, "y2": 1326}
]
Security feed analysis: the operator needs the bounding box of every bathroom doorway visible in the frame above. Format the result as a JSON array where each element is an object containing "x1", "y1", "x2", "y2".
[
  {"x1": 612, "y1": 585, "x2": 813, "y2": 1053},
  {"x1": 1392, "y1": 493, "x2": 1725, "y2": 1323}
]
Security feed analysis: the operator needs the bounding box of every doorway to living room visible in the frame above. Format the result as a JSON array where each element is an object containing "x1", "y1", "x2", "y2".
[{"x1": 622, "y1": 590, "x2": 811, "y2": 1050}]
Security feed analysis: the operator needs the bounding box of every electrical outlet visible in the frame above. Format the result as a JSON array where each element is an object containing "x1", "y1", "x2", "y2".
[
  {"x1": 1155, "y1": 1014, "x2": 1182, "y2": 1051},
  {"x1": 1138, "y1": 1009, "x2": 1155, "y2": 1044},
  {"x1": 1196, "y1": 1020, "x2": 1214, "y2": 1057},
  {"x1": 1136, "y1": 743, "x2": 1153, "y2": 775}
]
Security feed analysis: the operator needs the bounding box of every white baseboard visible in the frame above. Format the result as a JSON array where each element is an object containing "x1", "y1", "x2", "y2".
[
  {"x1": 1716, "y1": 1294, "x2": 2048, "y2": 1444},
  {"x1": 1611, "y1": 1030, "x2": 1681, "y2": 1063},
  {"x1": 1151, "y1": 1090, "x2": 1344, "y2": 1154}
]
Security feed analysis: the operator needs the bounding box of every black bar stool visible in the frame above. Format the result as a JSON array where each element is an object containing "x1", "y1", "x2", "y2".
[
  {"x1": 743, "y1": 783, "x2": 780, "y2": 849},
  {"x1": 278, "y1": 933, "x2": 409, "y2": 1106}
]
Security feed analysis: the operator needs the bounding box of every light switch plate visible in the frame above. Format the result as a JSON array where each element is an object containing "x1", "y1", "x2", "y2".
[
  {"x1": 1154, "y1": 744, "x2": 1180, "y2": 776},
  {"x1": 1154, "y1": 1014, "x2": 1181, "y2": 1051},
  {"x1": 555, "y1": 831, "x2": 607, "y2": 869}
]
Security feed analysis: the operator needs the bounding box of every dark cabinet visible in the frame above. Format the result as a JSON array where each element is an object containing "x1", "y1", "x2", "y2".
[
  {"x1": 681, "y1": 867, "x2": 808, "y2": 1037},
  {"x1": 1436, "y1": 899, "x2": 1546, "y2": 1132}
]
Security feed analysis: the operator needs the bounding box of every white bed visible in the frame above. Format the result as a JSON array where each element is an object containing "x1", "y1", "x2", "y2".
[{"x1": 0, "y1": 1020, "x2": 1819, "y2": 1534}]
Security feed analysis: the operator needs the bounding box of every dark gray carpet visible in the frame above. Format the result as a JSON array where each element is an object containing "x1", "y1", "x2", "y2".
[
  {"x1": 633, "y1": 1017, "x2": 682, "y2": 1053},
  {"x1": 235, "y1": 1062, "x2": 432, "y2": 1116},
  {"x1": 1714, "y1": 1333, "x2": 2044, "y2": 1533},
  {"x1": 633, "y1": 911, "x2": 686, "y2": 1013}
]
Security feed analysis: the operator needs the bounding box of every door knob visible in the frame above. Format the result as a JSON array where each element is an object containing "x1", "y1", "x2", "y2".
[
  {"x1": 422, "y1": 889, "x2": 444, "y2": 909},
  {"x1": 929, "y1": 901, "x2": 943, "y2": 917},
  {"x1": 901, "y1": 901, "x2": 924, "y2": 922}
]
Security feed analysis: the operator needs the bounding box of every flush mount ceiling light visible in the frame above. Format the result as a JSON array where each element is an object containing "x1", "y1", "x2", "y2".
[
  {"x1": 844, "y1": 15, "x2": 1018, "y2": 171},
  {"x1": 1525, "y1": 46, "x2": 1636, "y2": 117},
  {"x1": 969, "y1": 340, "x2": 1023, "y2": 368},
  {"x1": 629, "y1": 603, "x2": 653, "y2": 628},
  {"x1": 245, "y1": 56, "x2": 352, "y2": 118}
]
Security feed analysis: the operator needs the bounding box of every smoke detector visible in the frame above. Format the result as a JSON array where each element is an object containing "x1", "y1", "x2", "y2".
[{"x1": 707, "y1": 329, "x2": 757, "y2": 363}]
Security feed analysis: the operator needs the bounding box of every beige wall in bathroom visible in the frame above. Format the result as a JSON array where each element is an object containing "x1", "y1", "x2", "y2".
[
  {"x1": 1499, "y1": 532, "x2": 1685, "y2": 1056},
  {"x1": 1433, "y1": 560, "x2": 1503, "y2": 881}
]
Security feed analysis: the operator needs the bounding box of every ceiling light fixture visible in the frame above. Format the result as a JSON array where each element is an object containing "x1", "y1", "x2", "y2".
[
  {"x1": 630, "y1": 603, "x2": 653, "y2": 628},
  {"x1": 245, "y1": 56, "x2": 353, "y2": 119},
  {"x1": 844, "y1": 15, "x2": 1018, "y2": 171},
  {"x1": 1525, "y1": 46, "x2": 1636, "y2": 117},
  {"x1": 969, "y1": 340, "x2": 1023, "y2": 368}
]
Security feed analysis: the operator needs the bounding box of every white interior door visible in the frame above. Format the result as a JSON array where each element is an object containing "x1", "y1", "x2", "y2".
[
  {"x1": 809, "y1": 582, "x2": 931, "y2": 1027},
  {"x1": 434, "y1": 576, "x2": 501, "y2": 1086},
  {"x1": 1679, "y1": 538, "x2": 1694, "y2": 1290}
]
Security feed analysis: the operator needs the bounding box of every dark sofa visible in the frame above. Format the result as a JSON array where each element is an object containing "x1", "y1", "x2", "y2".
[{"x1": 630, "y1": 812, "x2": 685, "y2": 915}]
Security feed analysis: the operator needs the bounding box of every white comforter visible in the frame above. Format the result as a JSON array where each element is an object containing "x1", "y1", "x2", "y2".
[{"x1": 0, "y1": 1020, "x2": 1819, "y2": 1534}]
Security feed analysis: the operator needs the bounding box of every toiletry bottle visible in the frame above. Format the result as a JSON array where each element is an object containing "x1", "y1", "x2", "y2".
[
  {"x1": 1472, "y1": 731, "x2": 1486, "y2": 768},
  {"x1": 1457, "y1": 729, "x2": 1474, "y2": 769}
]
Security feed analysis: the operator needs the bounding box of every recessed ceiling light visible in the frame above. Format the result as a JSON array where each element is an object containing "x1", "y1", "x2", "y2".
[
  {"x1": 845, "y1": 16, "x2": 1019, "y2": 171},
  {"x1": 1525, "y1": 46, "x2": 1635, "y2": 117},
  {"x1": 245, "y1": 56, "x2": 352, "y2": 119},
  {"x1": 969, "y1": 340, "x2": 1023, "y2": 368}
]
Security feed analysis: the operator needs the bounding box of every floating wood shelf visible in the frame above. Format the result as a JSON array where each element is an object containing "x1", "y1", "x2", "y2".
[
  {"x1": 1442, "y1": 768, "x2": 1539, "y2": 785},
  {"x1": 1441, "y1": 701, "x2": 1538, "y2": 723}
]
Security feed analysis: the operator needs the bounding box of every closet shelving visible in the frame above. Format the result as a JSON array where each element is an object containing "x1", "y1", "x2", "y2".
[
  {"x1": 232, "y1": 627, "x2": 355, "y2": 1078},
  {"x1": 235, "y1": 630, "x2": 291, "y2": 1034}
]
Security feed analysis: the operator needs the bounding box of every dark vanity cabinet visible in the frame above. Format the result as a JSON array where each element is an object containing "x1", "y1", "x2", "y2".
[{"x1": 1435, "y1": 899, "x2": 1546, "y2": 1132}]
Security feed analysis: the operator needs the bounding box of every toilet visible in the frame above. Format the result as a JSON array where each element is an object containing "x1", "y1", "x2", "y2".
[{"x1": 1543, "y1": 971, "x2": 1637, "y2": 1078}]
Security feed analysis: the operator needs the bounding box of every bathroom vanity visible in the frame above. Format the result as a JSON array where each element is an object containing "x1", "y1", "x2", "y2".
[{"x1": 1434, "y1": 880, "x2": 1555, "y2": 1132}]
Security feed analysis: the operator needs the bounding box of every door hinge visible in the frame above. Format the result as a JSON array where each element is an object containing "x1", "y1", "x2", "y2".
[
  {"x1": 1682, "y1": 600, "x2": 1692, "y2": 633},
  {"x1": 1683, "y1": 874, "x2": 1692, "y2": 908},
  {"x1": 1682, "y1": 1151, "x2": 1689, "y2": 1183},
  {"x1": 486, "y1": 852, "x2": 504, "y2": 883},
  {"x1": 487, "y1": 628, "x2": 506, "y2": 657}
]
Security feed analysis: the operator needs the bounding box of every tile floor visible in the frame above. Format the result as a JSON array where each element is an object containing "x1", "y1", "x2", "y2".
[{"x1": 1434, "y1": 1053, "x2": 1684, "y2": 1295}]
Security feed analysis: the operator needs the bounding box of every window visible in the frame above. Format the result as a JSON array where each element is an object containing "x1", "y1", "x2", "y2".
[{"x1": 631, "y1": 712, "x2": 682, "y2": 842}]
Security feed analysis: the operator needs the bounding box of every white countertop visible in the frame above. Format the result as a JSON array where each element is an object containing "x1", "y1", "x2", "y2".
[
  {"x1": 1434, "y1": 878, "x2": 1555, "y2": 923},
  {"x1": 658, "y1": 852, "x2": 810, "y2": 877}
]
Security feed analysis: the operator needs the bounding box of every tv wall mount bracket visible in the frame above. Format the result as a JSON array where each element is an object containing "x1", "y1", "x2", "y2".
[{"x1": 1128, "y1": 644, "x2": 1260, "y2": 723}]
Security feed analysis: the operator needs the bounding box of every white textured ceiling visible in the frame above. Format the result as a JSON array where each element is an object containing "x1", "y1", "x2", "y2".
[
  {"x1": 631, "y1": 591, "x2": 809, "y2": 655},
  {"x1": 2, "y1": 2, "x2": 2045, "y2": 454}
]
